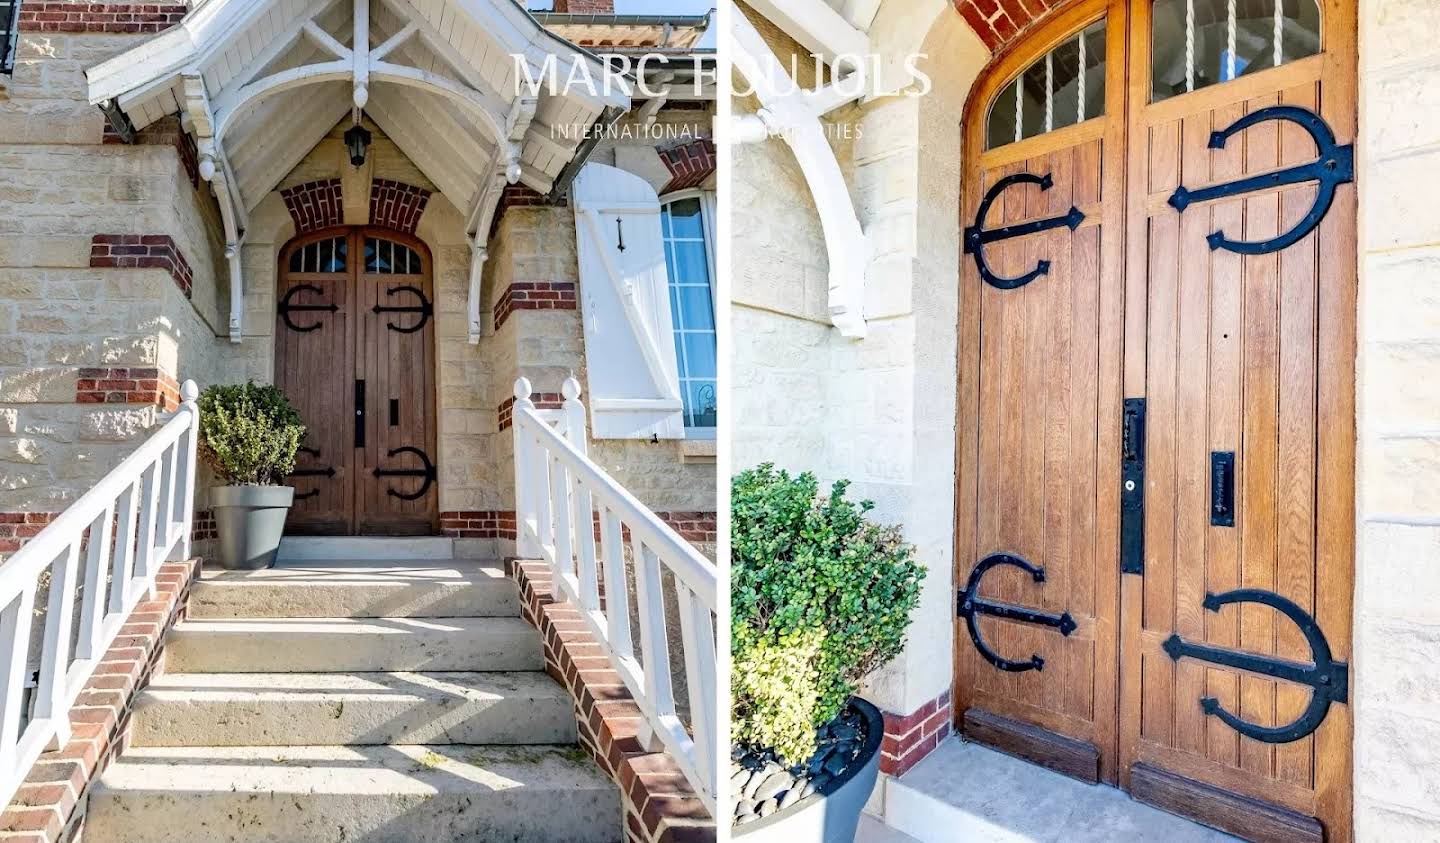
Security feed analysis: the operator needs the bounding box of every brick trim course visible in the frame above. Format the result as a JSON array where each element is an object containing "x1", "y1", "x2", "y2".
[
  {"x1": 496, "y1": 392, "x2": 565, "y2": 431},
  {"x1": 280, "y1": 179, "x2": 345, "y2": 234},
  {"x1": 0, "y1": 513, "x2": 59, "y2": 555},
  {"x1": 439, "y1": 511, "x2": 517, "y2": 540},
  {"x1": 75, "y1": 367, "x2": 179, "y2": 409},
  {"x1": 368, "y1": 179, "x2": 431, "y2": 234},
  {"x1": 18, "y1": 2, "x2": 187, "y2": 33},
  {"x1": 879, "y1": 689, "x2": 953, "y2": 777},
  {"x1": 493, "y1": 282, "x2": 578, "y2": 330},
  {"x1": 0, "y1": 559, "x2": 200, "y2": 843},
  {"x1": 510, "y1": 560, "x2": 713, "y2": 842},
  {"x1": 658, "y1": 139, "x2": 717, "y2": 194},
  {"x1": 89, "y1": 235, "x2": 193, "y2": 299}
]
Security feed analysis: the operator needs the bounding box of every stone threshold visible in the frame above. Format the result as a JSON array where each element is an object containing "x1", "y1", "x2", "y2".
[{"x1": 875, "y1": 737, "x2": 1241, "y2": 843}]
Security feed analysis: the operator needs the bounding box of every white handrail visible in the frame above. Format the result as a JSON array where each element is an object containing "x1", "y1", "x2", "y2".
[
  {"x1": 0, "y1": 380, "x2": 200, "y2": 809},
  {"x1": 511, "y1": 376, "x2": 718, "y2": 814}
]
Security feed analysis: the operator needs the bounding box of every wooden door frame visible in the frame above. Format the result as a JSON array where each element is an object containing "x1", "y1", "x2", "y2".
[
  {"x1": 954, "y1": 0, "x2": 1130, "y2": 785},
  {"x1": 275, "y1": 225, "x2": 440, "y2": 536},
  {"x1": 953, "y1": 1, "x2": 1357, "y2": 835}
]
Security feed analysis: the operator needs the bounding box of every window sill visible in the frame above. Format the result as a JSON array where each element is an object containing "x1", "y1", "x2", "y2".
[{"x1": 679, "y1": 438, "x2": 716, "y2": 463}]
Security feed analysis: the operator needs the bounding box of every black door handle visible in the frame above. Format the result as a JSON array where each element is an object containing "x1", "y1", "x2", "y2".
[
  {"x1": 355, "y1": 379, "x2": 366, "y2": 448},
  {"x1": 1211, "y1": 451, "x2": 1235, "y2": 526}
]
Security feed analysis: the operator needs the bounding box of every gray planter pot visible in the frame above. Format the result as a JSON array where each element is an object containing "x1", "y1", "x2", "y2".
[
  {"x1": 736, "y1": 697, "x2": 885, "y2": 843},
  {"x1": 211, "y1": 485, "x2": 294, "y2": 570}
]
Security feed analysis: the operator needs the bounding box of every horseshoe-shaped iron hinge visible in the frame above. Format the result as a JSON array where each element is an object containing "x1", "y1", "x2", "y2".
[
  {"x1": 957, "y1": 552, "x2": 1077, "y2": 673},
  {"x1": 963, "y1": 172, "x2": 1085, "y2": 290},
  {"x1": 278, "y1": 284, "x2": 338, "y2": 332},
  {"x1": 1167, "y1": 105, "x2": 1353, "y2": 255},
  {"x1": 371, "y1": 285, "x2": 433, "y2": 333},
  {"x1": 372, "y1": 446, "x2": 436, "y2": 500},
  {"x1": 289, "y1": 446, "x2": 335, "y2": 500},
  {"x1": 1163, "y1": 588, "x2": 1348, "y2": 744}
]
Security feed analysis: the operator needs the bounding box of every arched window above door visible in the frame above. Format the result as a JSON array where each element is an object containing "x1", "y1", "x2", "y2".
[
  {"x1": 1151, "y1": 0, "x2": 1321, "y2": 101},
  {"x1": 288, "y1": 236, "x2": 347, "y2": 274},
  {"x1": 985, "y1": 18, "x2": 1108, "y2": 150},
  {"x1": 363, "y1": 237, "x2": 423, "y2": 275}
]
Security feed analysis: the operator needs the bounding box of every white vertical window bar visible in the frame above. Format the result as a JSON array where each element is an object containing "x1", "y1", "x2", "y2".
[
  {"x1": 1014, "y1": 80, "x2": 1023, "y2": 143},
  {"x1": 1044, "y1": 52, "x2": 1054, "y2": 132},
  {"x1": 1185, "y1": 0, "x2": 1196, "y2": 92},
  {"x1": 1273, "y1": 0, "x2": 1283, "y2": 67},
  {"x1": 1226, "y1": 0, "x2": 1238, "y2": 81},
  {"x1": 1077, "y1": 32, "x2": 1087, "y2": 123}
]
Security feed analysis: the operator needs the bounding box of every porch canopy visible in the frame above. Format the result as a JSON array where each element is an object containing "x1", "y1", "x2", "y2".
[{"x1": 85, "y1": 0, "x2": 629, "y2": 342}]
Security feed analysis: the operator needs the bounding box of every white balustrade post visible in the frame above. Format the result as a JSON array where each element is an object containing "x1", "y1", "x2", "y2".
[
  {"x1": 175, "y1": 380, "x2": 200, "y2": 561},
  {"x1": 34, "y1": 543, "x2": 79, "y2": 749},
  {"x1": 562, "y1": 379, "x2": 600, "y2": 609},
  {"x1": 512, "y1": 378, "x2": 539, "y2": 558}
]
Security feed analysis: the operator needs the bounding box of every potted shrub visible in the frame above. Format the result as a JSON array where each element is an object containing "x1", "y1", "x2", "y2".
[
  {"x1": 730, "y1": 464, "x2": 925, "y2": 841},
  {"x1": 198, "y1": 382, "x2": 305, "y2": 570}
]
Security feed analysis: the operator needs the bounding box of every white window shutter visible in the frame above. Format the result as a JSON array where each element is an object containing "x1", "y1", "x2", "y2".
[{"x1": 572, "y1": 163, "x2": 685, "y2": 440}]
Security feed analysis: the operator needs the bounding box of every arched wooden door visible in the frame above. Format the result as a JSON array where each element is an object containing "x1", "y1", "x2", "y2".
[
  {"x1": 956, "y1": 1, "x2": 1355, "y2": 839},
  {"x1": 275, "y1": 227, "x2": 438, "y2": 536}
]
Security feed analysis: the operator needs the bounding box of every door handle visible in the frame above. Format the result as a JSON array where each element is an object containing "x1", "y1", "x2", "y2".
[
  {"x1": 1211, "y1": 451, "x2": 1235, "y2": 526},
  {"x1": 355, "y1": 379, "x2": 366, "y2": 448}
]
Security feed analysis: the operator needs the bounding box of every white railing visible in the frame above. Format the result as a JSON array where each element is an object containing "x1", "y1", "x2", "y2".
[
  {"x1": 511, "y1": 377, "x2": 719, "y2": 813},
  {"x1": 0, "y1": 380, "x2": 199, "y2": 808}
]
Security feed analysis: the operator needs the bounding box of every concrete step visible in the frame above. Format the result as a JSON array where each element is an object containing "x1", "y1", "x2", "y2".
[
  {"x1": 84, "y1": 744, "x2": 620, "y2": 843},
  {"x1": 130, "y1": 672, "x2": 577, "y2": 747},
  {"x1": 276, "y1": 536, "x2": 454, "y2": 561},
  {"x1": 189, "y1": 559, "x2": 519, "y2": 619},
  {"x1": 165, "y1": 617, "x2": 544, "y2": 673}
]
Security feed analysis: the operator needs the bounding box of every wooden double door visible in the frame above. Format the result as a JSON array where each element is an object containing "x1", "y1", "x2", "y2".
[
  {"x1": 955, "y1": 1, "x2": 1355, "y2": 839},
  {"x1": 276, "y1": 227, "x2": 438, "y2": 536}
]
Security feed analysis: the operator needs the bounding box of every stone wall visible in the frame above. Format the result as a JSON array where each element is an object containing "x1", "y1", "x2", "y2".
[
  {"x1": 0, "y1": 22, "x2": 230, "y2": 527},
  {"x1": 1353, "y1": 0, "x2": 1440, "y2": 836}
]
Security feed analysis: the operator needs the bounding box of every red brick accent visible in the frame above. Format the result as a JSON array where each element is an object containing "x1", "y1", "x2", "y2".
[
  {"x1": 18, "y1": 2, "x2": 187, "y2": 34},
  {"x1": 656, "y1": 512, "x2": 716, "y2": 544},
  {"x1": 75, "y1": 367, "x2": 179, "y2": 410},
  {"x1": 368, "y1": 179, "x2": 431, "y2": 235},
  {"x1": 280, "y1": 179, "x2": 344, "y2": 234},
  {"x1": 510, "y1": 560, "x2": 713, "y2": 842},
  {"x1": 493, "y1": 282, "x2": 578, "y2": 330},
  {"x1": 879, "y1": 689, "x2": 953, "y2": 777},
  {"x1": 496, "y1": 392, "x2": 565, "y2": 431},
  {"x1": 0, "y1": 512, "x2": 59, "y2": 555},
  {"x1": 955, "y1": 0, "x2": 1079, "y2": 52},
  {"x1": 658, "y1": 139, "x2": 716, "y2": 194},
  {"x1": 89, "y1": 234, "x2": 193, "y2": 298},
  {"x1": 439, "y1": 511, "x2": 518, "y2": 540},
  {"x1": 190, "y1": 509, "x2": 216, "y2": 543},
  {"x1": 99, "y1": 116, "x2": 200, "y2": 189},
  {"x1": 0, "y1": 559, "x2": 200, "y2": 843},
  {"x1": 550, "y1": 0, "x2": 615, "y2": 13}
]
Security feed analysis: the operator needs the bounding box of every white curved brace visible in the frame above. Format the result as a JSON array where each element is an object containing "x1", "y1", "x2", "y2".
[
  {"x1": 213, "y1": 61, "x2": 509, "y2": 148},
  {"x1": 730, "y1": 10, "x2": 869, "y2": 339}
]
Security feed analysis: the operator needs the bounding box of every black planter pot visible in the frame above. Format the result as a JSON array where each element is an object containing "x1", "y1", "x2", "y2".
[
  {"x1": 211, "y1": 485, "x2": 294, "y2": 570},
  {"x1": 735, "y1": 697, "x2": 885, "y2": 843}
]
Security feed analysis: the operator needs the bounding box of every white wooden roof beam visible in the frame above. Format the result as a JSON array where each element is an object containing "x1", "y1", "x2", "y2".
[{"x1": 741, "y1": 0, "x2": 869, "y2": 69}]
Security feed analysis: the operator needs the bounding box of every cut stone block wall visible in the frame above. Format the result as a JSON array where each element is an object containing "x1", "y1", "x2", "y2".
[{"x1": 1353, "y1": 0, "x2": 1440, "y2": 836}]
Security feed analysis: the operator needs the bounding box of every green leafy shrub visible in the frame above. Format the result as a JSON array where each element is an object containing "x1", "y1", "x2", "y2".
[
  {"x1": 731, "y1": 463, "x2": 925, "y2": 765},
  {"x1": 197, "y1": 382, "x2": 305, "y2": 486}
]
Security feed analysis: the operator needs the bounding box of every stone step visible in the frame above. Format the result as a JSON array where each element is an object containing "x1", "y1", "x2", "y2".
[
  {"x1": 130, "y1": 672, "x2": 577, "y2": 747},
  {"x1": 84, "y1": 744, "x2": 620, "y2": 843},
  {"x1": 189, "y1": 559, "x2": 519, "y2": 619},
  {"x1": 276, "y1": 536, "x2": 455, "y2": 561},
  {"x1": 165, "y1": 617, "x2": 544, "y2": 673}
]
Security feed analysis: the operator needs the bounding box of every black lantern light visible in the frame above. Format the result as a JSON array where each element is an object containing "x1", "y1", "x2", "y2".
[{"x1": 344, "y1": 123, "x2": 372, "y2": 167}]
